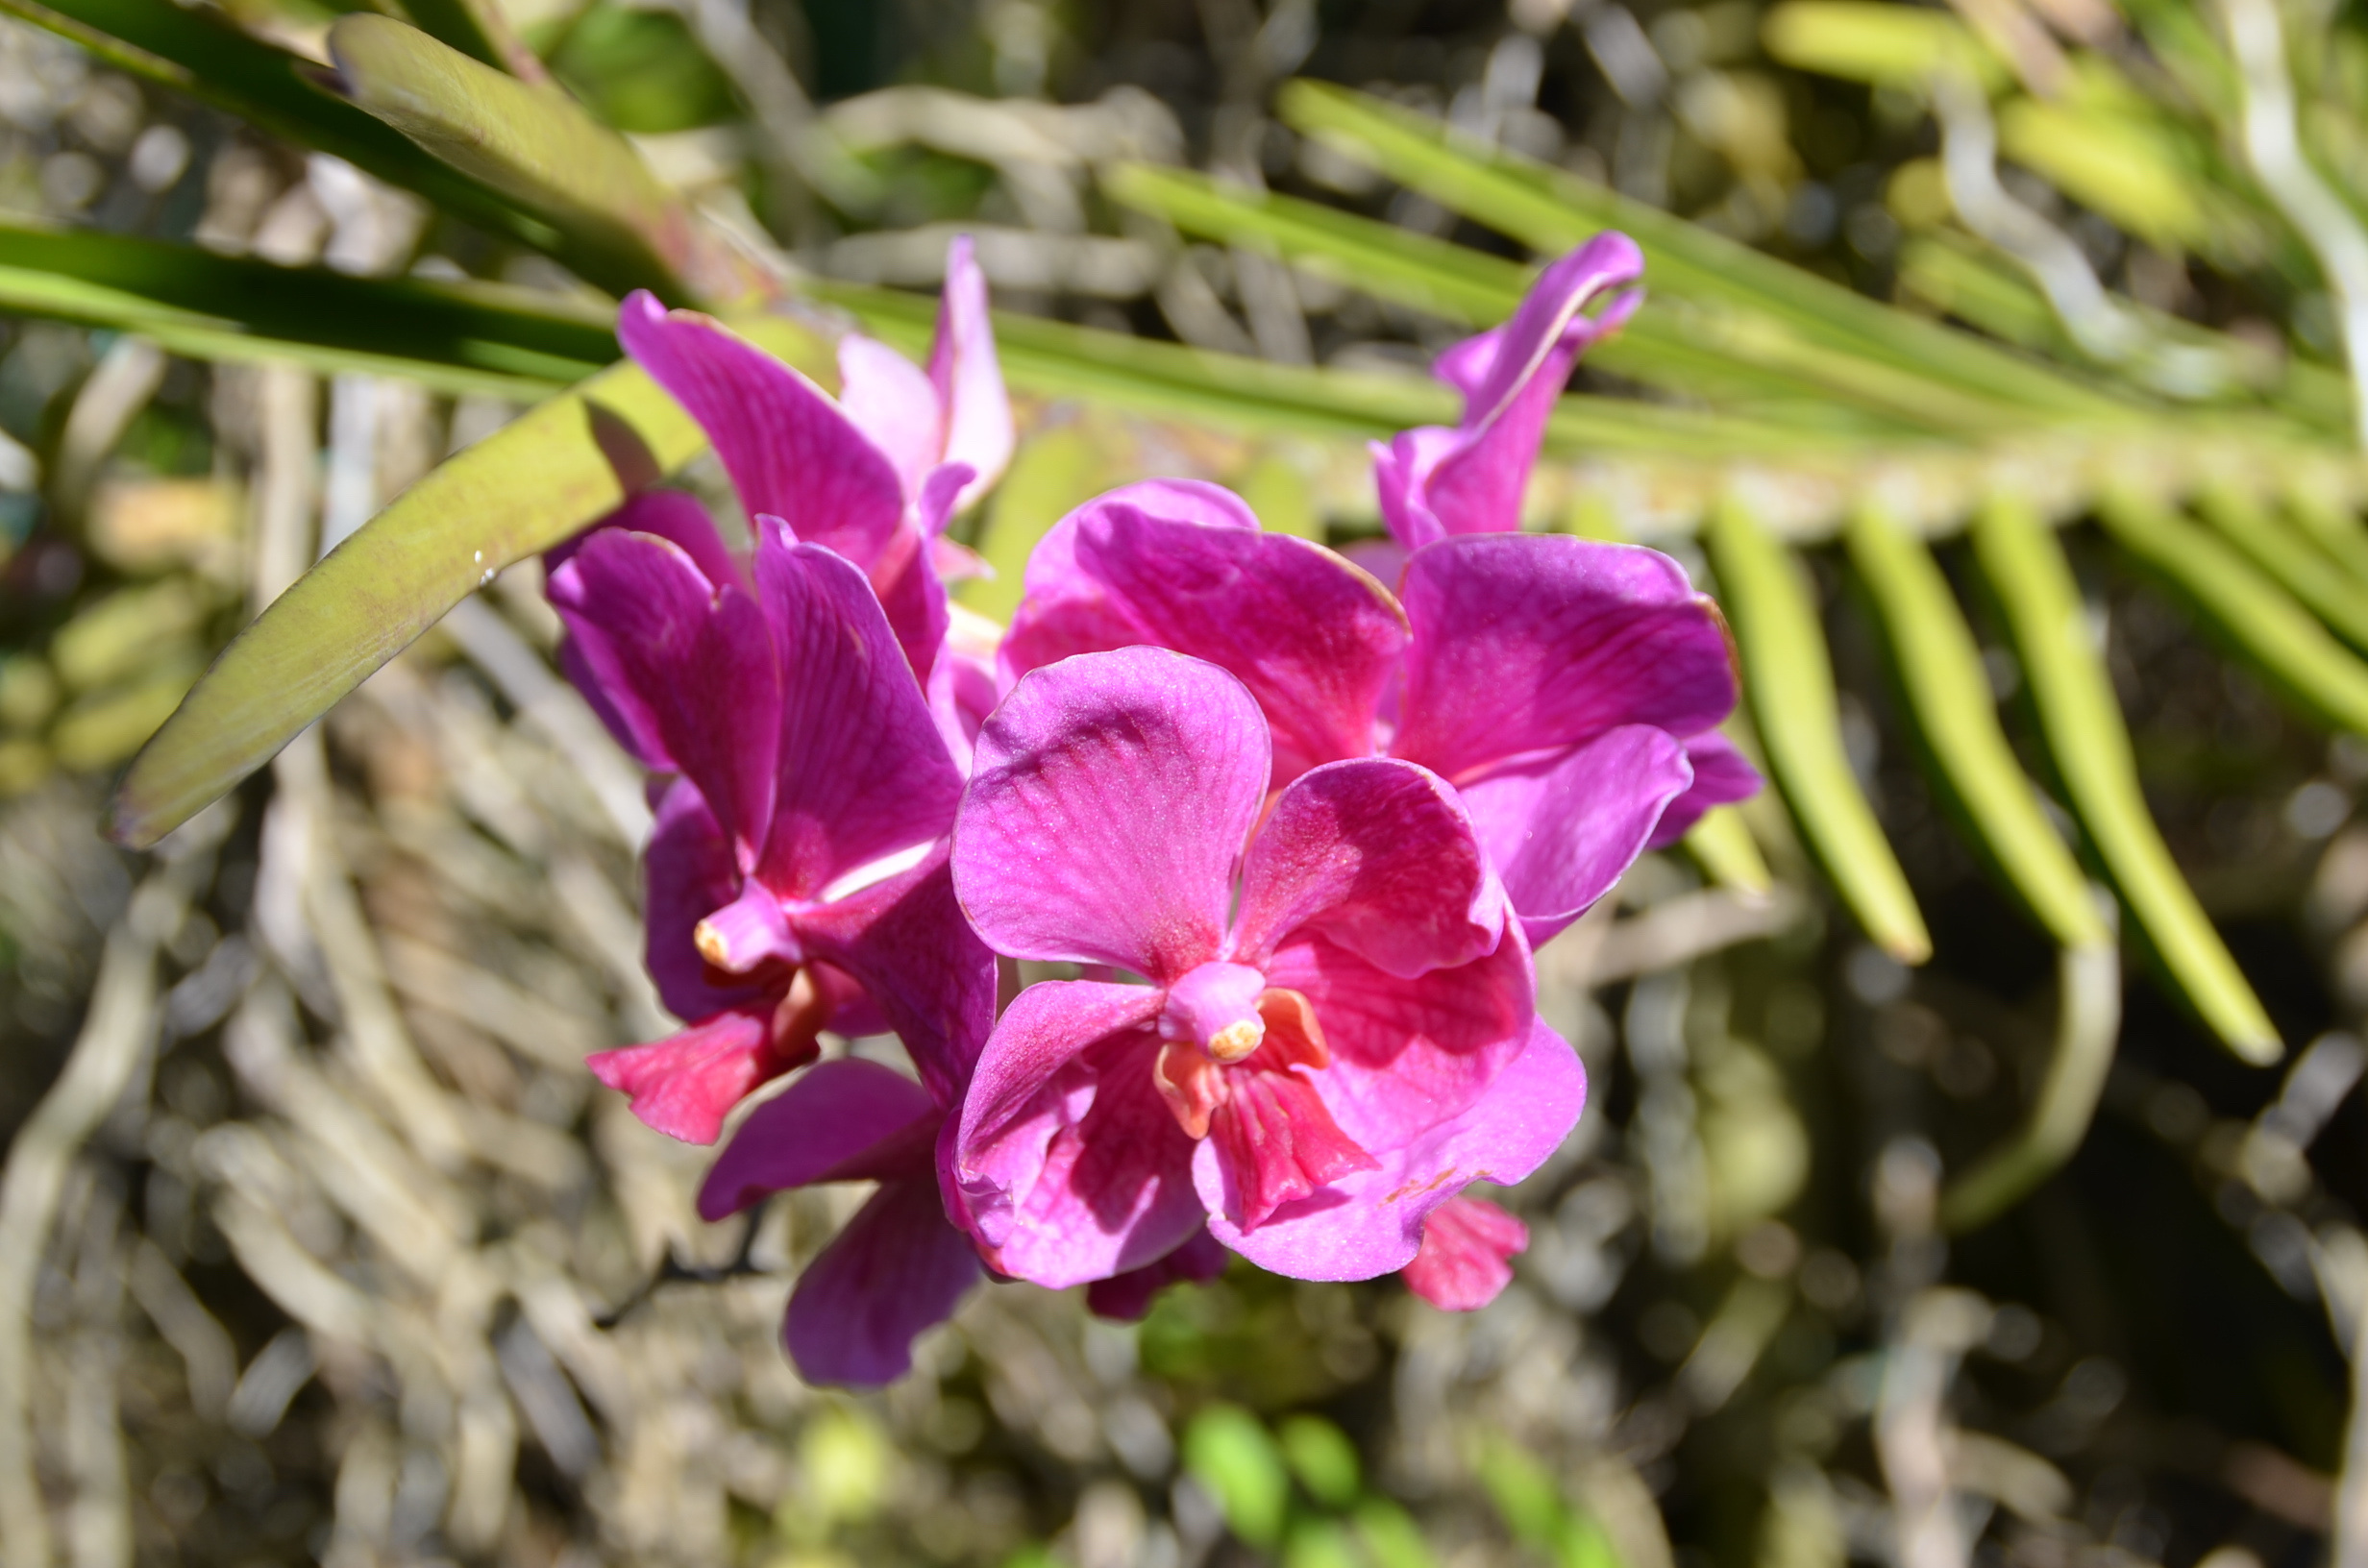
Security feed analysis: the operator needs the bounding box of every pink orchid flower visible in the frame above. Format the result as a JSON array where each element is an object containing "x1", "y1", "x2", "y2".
[
  {"x1": 1398, "y1": 1193, "x2": 1529, "y2": 1311},
  {"x1": 696, "y1": 1056, "x2": 979, "y2": 1386},
  {"x1": 1372, "y1": 232, "x2": 1643, "y2": 552},
  {"x1": 614, "y1": 235, "x2": 1013, "y2": 712},
  {"x1": 999, "y1": 479, "x2": 1753, "y2": 952},
  {"x1": 547, "y1": 502, "x2": 995, "y2": 1144},
  {"x1": 944, "y1": 647, "x2": 1583, "y2": 1290}
]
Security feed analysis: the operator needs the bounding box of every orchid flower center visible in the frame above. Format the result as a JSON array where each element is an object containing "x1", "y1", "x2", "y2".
[
  {"x1": 1160, "y1": 962, "x2": 1267, "y2": 1061},
  {"x1": 1150, "y1": 965, "x2": 1336, "y2": 1142}
]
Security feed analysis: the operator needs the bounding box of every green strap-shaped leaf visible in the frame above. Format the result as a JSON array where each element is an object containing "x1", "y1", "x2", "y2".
[
  {"x1": 1705, "y1": 495, "x2": 1932, "y2": 963},
  {"x1": 0, "y1": 220, "x2": 612, "y2": 398},
  {"x1": 2193, "y1": 481, "x2": 2368, "y2": 653},
  {"x1": 1972, "y1": 493, "x2": 2281, "y2": 1064},
  {"x1": 0, "y1": 0, "x2": 580, "y2": 266},
  {"x1": 327, "y1": 15, "x2": 766, "y2": 308},
  {"x1": 1274, "y1": 81, "x2": 2134, "y2": 424},
  {"x1": 2097, "y1": 486, "x2": 2368, "y2": 735},
  {"x1": 2282, "y1": 485, "x2": 2368, "y2": 583},
  {"x1": 104, "y1": 316, "x2": 832, "y2": 849},
  {"x1": 1104, "y1": 163, "x2": 2004, "y2": 438},
  {"x1": 820, "y1": 279, "x2": 1832, "y2": 458},
  {"x1": 1939, "y1": 940, "x2": 2123, "y2": 1231},
  {"x1": 1844, "y1": 502, "x2": 2107, "y2": 948}
]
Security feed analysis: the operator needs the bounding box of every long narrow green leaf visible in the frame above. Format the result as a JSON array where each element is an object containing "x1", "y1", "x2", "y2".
[
  {"x1": 327, "y1": 15, "x2": 765, "y2": 307},
  {"x1": 1971, "y1": 493, "x2": 2281, "y2": 1064},
  {"x1": 817, "y1": 279, "x2": 1820, "y2": 457},
  {"x1": 0, "y1": 221, "x2": 612, "y2": 397},
  {"x1": 1275, "y1": 81, "x2": 2134, "y2": 424},
  {"x1": 2194, "y1": 482, "x2": 2368, "y2": 652},
  {"x1": 1105, "y1": 164, "x2": 2003, "y2": 436},
  {"x1": 2284, "y1": 486, "x2": 2368, "y2": 584},
  {"x1": 1705, "y1": 494, "x2": 1932, "y2": 963},
  {"x1": 1845, "y1": 502, "x2": 2108, "y2": 948},
  {"x1": 0, "y1": 0, "x2": 578, "y2": 265},
  {"x1": 2097, "y1": 487, "x2": 2368, "y2": 735},
  {"x1": 104, "y1": 315, "x2": 832, "y2": 849}
]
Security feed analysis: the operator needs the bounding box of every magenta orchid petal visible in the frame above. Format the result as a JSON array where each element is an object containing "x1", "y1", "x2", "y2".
[
  {"x1": 954, "y1": 648, "x2": 1269, "y2": 979},
  {"x1": 836, "y1": 334, "x2": 944, "y2": 498},
  {"x1": 1085, "y1": 1226, "x2": 1231, "y2": 1321},
  {"x1": 949, "y1": 980, "x2": 1205, "y2": 1288},
  {"x1": 1262, "y1": 923, "x2": 1535, "y2": 1152},
  {"x1": 697, "y1": 1057, "x2": 939, "y2": 1221},
  {"x1": 587, "y1": 1007, "x2": 804, "y2": 1146},
  {"x1": 548, "y1": 527, "x2": 780, "y2": 867},
  {"x1": 1199, "y1": 1018, "x2": 1584, "y2": 1281},
  {"x1": 617, "y1": 291, "x2": 904, "y2": 569},
  {"x1": 547, "y1": 488, "x2": 741, "y2": 594},
  {"x1": 1458, "y1": 725, "x2": 1696, "y2": 948},
  {"x1": 1233, "y1": 757, "x2": 1506, "y2": 978},
  {"x1": 917, "y1": 463, "x2": 976, "y2": 541},
  {"x1": 1375, "y1": 236, "x2": 1644, "y2": 548},
  {"x1": 1392, "y1": 534, "x2": 1738, "y2": 782},
  {"x1": 750, "y1": 523, "x2": 963, "y2": 900},
  {"x1": 1647, "y1": 731, "x2": 1764, "y2": 849},
  {"x1": 795, "y1": 848, "x2": 997, "y2": 1108},
  {"x1": 930, "y1": 235, "x2": 1015, "y2": 511},
  {"x1": 782, "y1": 1175, "x2": 984, "y2": 1387},
  {"x1": 1421, "y1": 237, "x2": 1645, "y2": 541},
  {"x1": 1000, "y1": 482, "x2": 1408, "y2": 781},
  {"x1": 643, "y1": 780, "x2": 769, "y2": 1022},
  {"x1": 1400, "y1": 1194, "x2": 1530, "y2": 1311}
]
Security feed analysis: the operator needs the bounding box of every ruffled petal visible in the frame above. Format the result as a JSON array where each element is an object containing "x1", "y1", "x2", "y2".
[
  {"x1": 616, "y1": 291, "x2": 904, "y2": 570},
  {"x1": 1393, "y1": 534, "x2": 1738, "y2": 782},
  {"x1": 1199, "y1": 1019, "x2": 1583, "y2": 1281},
  {"x1": 1457, "y1": 725, "x2": 1696, "y2": 948},
  {"x1": 1000, "y1": 481, "x2": 1405, "y2": 783},
  {"x1": 587, "y1": 1007, "x2": 811, "y2": 1145},
  {"x1": 1233, "y1": 757, "x2": 1505, "y2": 978},
  {"x1": 1646, "y1": 731, "x2": 1764, "y2": 849},
  {"x1": 1207, "y1": 1065, "x2": 1379, "y2": 1231},
  {"x1": 1085, "y1": 1226, "x2": 1231, "y2": 1321},
  {"x1": 1262, "y1": 922, "x2": 1534, "y2": 1154},
  {"x1": 954, "y1": 648, "x2": 1268, "y2": 980},
  {"x1": 548, "y1": 527, "x2": 779, "y2": 868},
  {"x1": 794, "y1": 847, "x2": 998, "y2": 1109},
  {"x1": 947, "y1": 980, "x2": 1203, "y2": 1288},
  {"x1": 697, "y1": 1057, "x2": 940, "y2": 1220},
  {"x1": 929, "y1": 235, "x2": 1015, "y2": 511},
  {"x1": 782, "y1": 1175, "x2": 983, "y2": 1387},
  {"x1": 750, "y1": 524, "x2": 963, "y2": 899},
  {"x1": 1400, "y1": 1194, "x2": 1529, "y2": 1311}
]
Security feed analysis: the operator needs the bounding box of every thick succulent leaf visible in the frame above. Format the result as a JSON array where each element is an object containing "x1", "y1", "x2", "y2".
[
  {"x1": 1972, "y1": 493, "x2": 2281, "y2": 1065},
  {"x1": 1705, "y1": 496, "x2": 1931, "y2": 965},
  {"x1": 326, "y1": 15, "x2": 767, "y2": 308},
  {"x1": 0, "y1": 221, "x2": 613, "y2": 398},
  {"x1": 1844, "y1": 504, "x2": 2107, "y2": 950},
  {"x1": 0, "y1": 0, "x2": 577, "y2": 268},
  {"x1": 104, "y1": 316, "x2": 833, "y2": 849}
]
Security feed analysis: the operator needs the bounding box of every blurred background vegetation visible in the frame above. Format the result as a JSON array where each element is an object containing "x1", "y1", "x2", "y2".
[{"x1": 11, "y1": 0, "x2": 2368, "y2": 1563}]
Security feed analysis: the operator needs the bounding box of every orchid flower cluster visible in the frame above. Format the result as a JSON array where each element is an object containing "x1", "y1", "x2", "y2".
[{"x1": 544, "y1": 234, "x2": 1756, "y2": 1387}]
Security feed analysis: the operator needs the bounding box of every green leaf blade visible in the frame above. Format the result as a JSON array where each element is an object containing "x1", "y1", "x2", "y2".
[{"x1": 1707, "y1": 496, "x2": 1932, "y2": 964}]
